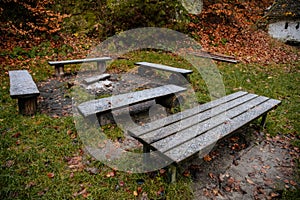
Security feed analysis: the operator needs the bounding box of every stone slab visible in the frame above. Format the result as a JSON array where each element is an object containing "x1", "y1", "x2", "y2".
[{"x1": 83, "y1": 74, "x2": 111, "y2": 84}]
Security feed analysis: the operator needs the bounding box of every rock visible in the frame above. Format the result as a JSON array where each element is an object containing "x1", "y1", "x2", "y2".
[{"x1": 83, "y1": 74, "x2": 111, "y2": 84}]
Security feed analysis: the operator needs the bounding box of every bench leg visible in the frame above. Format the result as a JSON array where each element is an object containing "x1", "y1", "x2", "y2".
[
  {"x1": 143, "y1": 144, "x2": 151, "y2": 165},
  {"x1": 169, "y1": 164, "x2": 177, "y2": 183},
  {"x1": 97, "y1": 62, "x2": 106, "y2": 73},
  {"x1": 18, "y1": 96, "x2": 38, "y2": 115},
  {"x1": 260, "y1": 113, "x2": 268, "y2": 130},
  {"x1": 55, "y1": 64, "x2": 64, "y2": 76}
]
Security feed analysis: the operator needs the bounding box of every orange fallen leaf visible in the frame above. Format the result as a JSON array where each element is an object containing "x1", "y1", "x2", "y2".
[
  {"x1": 246, "y1": 177, "x2": 255, "y2": 185},
  {"x1": 283, "y1": 179, "x2": 289, "y2": 184},
  {"x1": 203, "y1": 155, "x2": 212, "y2": 162},
  {"x1": 67, "y1": 129, "x2": 73, "y2": 135},
  {"x1": 183, "y1": 170, "x2": 190, "y2": 177},
  {"x1": 12, "y1": 132, "x2": 21, "y2": 138},
  {"x1": 137, "y1": 187, "x2": 142, "y2": 195},
  {"x1": 270, "y1": 192, "x2": 279, "y2": 198},
  {"x1": 106, "y1": 171, "x2": 115, "y2": 177},
  {"x1": 208, "y1": 172, "x2": 215, "y2": 179},
  {"x1": 290, "y1": 180, "x2": 297, "y2": 186},
  {"x1": 47, "y1": 172, "x2": 55, "y2": 178}
]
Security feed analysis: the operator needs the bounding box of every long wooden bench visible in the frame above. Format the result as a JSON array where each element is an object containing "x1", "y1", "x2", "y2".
[
  {"x1": 77, "y1": 84, "x2": 186, "y2": 125},
  {"x1": 135, "y1": 62, "x2": 193, "y2": 80},
  {"x1": 9, "y1": 70, "x2": 40, "y2": 115},
  {"x1": 48, "y1": 57, "x2": 112, "y2": 76},
  {"x1": 128, "y1": 91, "x2": 281, "y2": 182}
]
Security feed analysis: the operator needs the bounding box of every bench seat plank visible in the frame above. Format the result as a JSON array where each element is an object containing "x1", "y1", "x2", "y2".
[
  {"x1": 48, "y1": 57, "x2": 112, "y2": 66},
  {"x1": 151, "y1": 95, "x2": 269, "y2": 152},
  {"x1": 140, "y1": 93, "x2": 258, "y2": 144},
  {"x1": 77, "y1": 84, "x2": 186, "y2": 118},
  {"x1": 9, "y1": 70, "x2": 40, "y2": 98},
  {"x1": 164, "y1": 98, "x2": 281, "y2": 163},
  {"x1": 128, "y1": 91, "x2": 281, "y2": 164},
  {"x1": 135, "y1": 62, "x2": 193, "y2": 75},
  {"x1": 129, "y1": 91, "x2": 248, "y2": 137}
]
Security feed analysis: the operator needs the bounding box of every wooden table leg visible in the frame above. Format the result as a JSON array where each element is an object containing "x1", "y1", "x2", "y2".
[{"x1": 260, "y1": 113, "x2": 268, "y2": 130}]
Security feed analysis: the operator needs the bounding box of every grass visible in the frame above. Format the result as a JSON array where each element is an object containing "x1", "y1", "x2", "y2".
[{"x1": 0, "y1": 47, "x2": 299, "y2": 199}]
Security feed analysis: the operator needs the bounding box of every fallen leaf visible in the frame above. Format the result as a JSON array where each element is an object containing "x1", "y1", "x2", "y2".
[
  {"x1": 183, "y1": 170, "x2": 190, "y2": 177},
  {"x1": 262, "y1": 165, "x2": 270, "y2": 169},
  {"x1": 290, "y1": 180, "x2": 297, "y2": 186},
  {"x1": 47, "y1": 172, "x2": 55, "y2": 178},
  {"x1": 283, "y1": 179, "x2": 289, "y2": 184},
  {"x1": 159, "y1": 169, "x2": 166, "y2": 175},
  {"x1": 12, "y1": 132, "x2": 21, "y2": 138},
  {"x1": 212, "y1": 188, "x2": 219, "y2": 196},
  {"x1": 67, "y1": 129, "x2": 73, "y2": 135},
  {"x1": 227, "y1": 177, "x2": 235, "y2": 186},
  {"x1": 203, "y1": 155, "x2": 212, "y2": 162},
  {"x1": 270, "y1": 192, "x2": 279, "y2": 198},
  {"x1": 208, "y1": 172, "x2": 215, "y2": 179},
  {"x1": 225, "y1": 186, "x2": 231, "y2": 192},
  {"x1": 119, "y1": 181, "x2": 125, "y2": 187},
  {"x1": 260, "y1": 168, "x2": 267, "y2": 174},
  {"x1": 106, "y1": 171, "x2": 115, "y2": 177},
  {"x1": 219, "y1": 173, "x2": 225, "y2": 182},
  {"x1": 137, "y1": 187, "x2": 142, "y2": 195},
  {"x1": 246, "y1": 177, "x2": 255, "y2": 185},
  {"x1": 73, "y1": 188, "x2": 87, "y2": 197}
]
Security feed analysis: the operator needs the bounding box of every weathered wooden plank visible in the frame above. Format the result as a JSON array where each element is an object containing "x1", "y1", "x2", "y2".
[
  {"x1": 128, "y1": 91, "x2": 248, "y2": 137},
  {"x1": 135, "y1": 62, "x2": 193, "y2": 75},
  {"x1": 9, "y1": 70, "x2": 40, "y2": 98},
  {"x1": 152, "y1": 96, "x2": 269, "y2": 152},
  {"x1": 191, "y1": 52, "x2": 239, "y2": 63},
  {"x1": 78, "y1": 84, "x2": 186, "y2": 117},
  {"x1": 141, "y1": 93, "x2": 258, "y2": 144},
  {"x1": 83, "y1": 74, "x2": 111, "y2": 84},
  {"x1": 48, "y1": 57, "x2": 112, "y2": 66},
  {"x1": 164, "y1": 99, "x2": 281, "y2": 163}
]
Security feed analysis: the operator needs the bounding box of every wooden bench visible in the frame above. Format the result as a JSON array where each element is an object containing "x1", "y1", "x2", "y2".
[
  {"x1": 48, "y1": 57, "x2": 112, "y2": 76},
  {"x1": 128, "y1": 91, "x2": 281, "y2": 182},
  {"x1": 9, "y1": 70, "x2": 40, "y2": 115},
  {"x1": 77, "y1": 84, "x2": 187, "y2": 125},
  {"x1": 135, "y1": 62, "x2": 193, "y2": 81}
]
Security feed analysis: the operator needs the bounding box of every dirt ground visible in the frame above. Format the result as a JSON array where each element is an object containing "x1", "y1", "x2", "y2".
[
  {"x1": 37, "y1": 72, "x2": 298, "y2": 200},
  {"x1": 188, "y1": 129, "x2": 297, "y2": 200}
]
